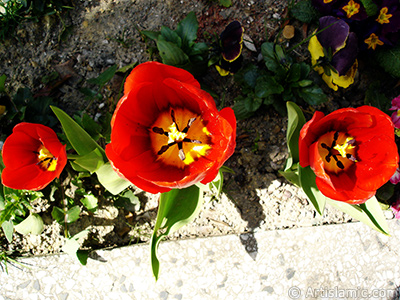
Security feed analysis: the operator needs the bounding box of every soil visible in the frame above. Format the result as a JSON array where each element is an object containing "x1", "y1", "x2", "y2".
[{"x1": 0, "y1": 0, "x2": 397, "y2": 257}]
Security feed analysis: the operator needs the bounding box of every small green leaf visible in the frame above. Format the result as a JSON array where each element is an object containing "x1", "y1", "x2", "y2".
[
  {"x1": 114, "y1": 190, "x2": 140, "y2": 213},
  {"x1": 261, "y1": 42, "x2": 281, "y2": 73},
  {"x1": 297, "y1": 85, "x2": 328, "y2": 106},
  {"x1": 285, "y1": 102, "x2": 306, "y2": 169},
  {"x1": 175, "y1": 12, "x2": 198, "y2": 51},
  {"x1": 0, "y1": 74, "x2": 6, "y2": 93},
  {"x1": 157, "y1": 39, "x2": 189, "y2": 66},
  {"x1": 287, "y1": 63, "x2": 301, "y2": 83},
  {"x1": 51, "y1": 206, "x2": 81, "y2": 225},
  {"x1": 375, "y1": 45, "x2": 400, "y2": 78},
  {"x1": 290, "y1": 0, "x2": 320, "y2": 23},
  {"x1": 141, "y1": 30, "x2": 160, "y2": 41},
  {"x1": 255, "y1": 75, "x2": 284, "y2": 98},
  {"x1": 244, "y1": 96, "x2": 263, "y2": 112},
  {"x1": 14, "y1": 213, "x2": 44, "y2": 235},
  {"x1": 219, "y1": 0, "x2": 232, "y2": 7},
  {"x1": 151, "y1": 186, "x2": 203, "y2": 280},
  {"x1": 1, "y1": 220, "x2": 13, "y2": 243},
  {"x1": 160, "y1": 26, "x2": 182, "y2": 47},
  {"x1": 299, "y1": 165, "x2": 326, "y2": 215},
  {"x1": 62, "y1": 230, "x2": 89, "y2": 263},
  {"x1": 233, "y1": 96, "x2": 255, "y2": 120},
  {"x1": 51, "y1": 106, "x2": 106, "y2": 159},
  {"x1": 364, "y1": 82, "x2": 390, "y2": 112},
  {"x1": 96, "y1": 162, "x2": 131, "y2": 195},
  {"x1": 327, "y1": 196, "x2": 389, "y2": 235},
  {"x1": 359, "y1": 0, "x2": 378, "y2": 16},
  {"x1": 80, "y1": 194, "x2": 98, "y2": 212},
  {"x1": 88, "y1": 65, "x2": 118, "y2": 86}
]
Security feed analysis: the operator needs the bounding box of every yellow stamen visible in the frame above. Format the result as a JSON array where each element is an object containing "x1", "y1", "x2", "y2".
[
  {"x1": 37, "y1": 145, "x2": 57, "y2": 171},
  {"x1": 397, "y1": 110, "x2": 400, "y2": 116},
  {"x1": 333, "y1": 137, "x2": 356, "y2": 158},
  {"x1": 318, "y1": 132, "x2": 357, "y2": 174},
  {"x1": 342, "y1": 0, "x2": 360, "y2": 18},
  {"x1": 376, "y1": 7, "x2": 392, "y2": 24},
  {"x1": 167, "y1": 123, "x2": 187, "y2": 144},
  {"x1": 364, "y1": 33, "x2": 384, "y2": 50},
  {"x1": 150, "y1": 108, "x2": 212, "y2": 168}
]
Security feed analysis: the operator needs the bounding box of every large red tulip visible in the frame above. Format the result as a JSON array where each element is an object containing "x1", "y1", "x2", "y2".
[
  {"x1": 299, "y1": 106, "x2": 399, "y2": 204},
  {"x1": 1, "y1": 123, "x2": 67, "y2": 190},
  {"x1": 106, "y1": 62, "x2": 236, "y2": 194}
]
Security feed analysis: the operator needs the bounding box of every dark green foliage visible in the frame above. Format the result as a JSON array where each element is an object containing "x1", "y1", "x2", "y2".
[
  {"x1": 233, "y1": 42, "x2": 328, "y2": 119},
  {"x1": 141, "y1": 12, "x2": 209, "y2": 76}
]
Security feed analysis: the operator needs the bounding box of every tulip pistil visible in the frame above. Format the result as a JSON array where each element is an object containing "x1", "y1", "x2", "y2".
[
  {"x1": 35, "y1": 145, "x2": 57, "y2": 171},
  {"x1": 151, "y1": 109, "x2": 212, "y2": 167},
  {"x1": 318, "y1": 131, "x2": 357, "y2": 173}
]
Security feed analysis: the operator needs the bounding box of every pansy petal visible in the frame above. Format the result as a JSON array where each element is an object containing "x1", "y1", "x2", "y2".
[
  {"x1": 317, "y1": 16, "x2": 349, "y2": 52},
  {"x1": 331, "y1": 32, "x2": 358, "y2": 75},
  {"x1": 220, "y1": 21, "x2": 244, "y2": 62}
]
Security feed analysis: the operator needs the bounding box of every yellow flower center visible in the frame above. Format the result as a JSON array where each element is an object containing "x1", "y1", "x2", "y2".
[
  {"x1": 343, "y1": 0, "x2": 360, "y2": 18},
  {"x1": 318, "y1": 131, "x2": 357, "y2": 174},
  {"x1": 150, "y1": 108, "x2": 212, "y2": 168},
  {"x1": 364, "y1": 33, "x2": 384, "y2": 50},
  {"x1": 36, "y1": 145, "x2": 57, "y2": 171},
  {"x1": 376, "y1": 7, "x2": 392, "y2": 24},
  {"x1": 323, "y1": 0, "x2": 333, "y2": 3}
]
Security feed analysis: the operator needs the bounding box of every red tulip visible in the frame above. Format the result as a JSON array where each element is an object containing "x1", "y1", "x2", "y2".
[
  {"x1": 299, "y1": 106, "x2": 399, "y2": 204},
  {"x1": 1, "y1": 123, "x2": 67, "y2": 190},
  {"x1": 106, "y1": 62, "x2": 236, "y2": 194}
]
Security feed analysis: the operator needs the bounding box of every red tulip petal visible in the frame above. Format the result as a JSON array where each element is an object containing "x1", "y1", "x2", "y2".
[
  {"x1": 124, "y1": 61, "x2": 200, "y2": 95},
  {"x1": 2, "y1": 131, "x2": 39, "y2": 169},
  {"x1": 315, "y1": 176, "x2": 375, "y2": 204},
  {"x1": 299, "y1": 111, "x2": 325, "y2": 167},
  {"x1": 355, "y1": 136, "x2": 399, "y2": 191}
]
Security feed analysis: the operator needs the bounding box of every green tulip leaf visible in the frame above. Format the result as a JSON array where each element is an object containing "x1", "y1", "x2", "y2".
[
  {"x1": 72, "y1": 148, "x2": 105, "y2": 173},
  {"x1": 151, "y1": 185, "x2": 203, "y2": 280},
  {"x1": 285, "y1": 102, "x2": 306, "y2": 171},
  {"x1": 299, "y1": 165, "x2": 327, "y2": 215},
  {"x1": 96, "y1": 162, "x2": 131, "y2": 195},
  {"x1": 51, "y1": 106, "x2": 106, "y2": 159},
  {"x1": 326, "y1": 196, "x2": 389, "y2": 235},
  {"x1": 1, "y1": 220, "x2": 14, "y2": 243}
]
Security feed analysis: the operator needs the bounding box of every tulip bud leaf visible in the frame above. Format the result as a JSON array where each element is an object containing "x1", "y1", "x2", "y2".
[
  {"x1": 298, "y1": 165, "x2": 327, "y2": 215},
  {"x1": 95, "y1": 162, "x2": 131, "y2": 195},
  {"x1": 326, "y1": 197, "x2": 389, "y2": 235},
  {"x1": 285, "y1": 102, "x2": 306, "y2": 169},
  {"x1": 14, "y1": 213, "x2": 44, "y2": 235},
  {"x1": 150, "y1": 185, "x2": 203, "y2": 280},
  {"x1": 51, "y1": 106, "x2": 106, "y2": 160}
]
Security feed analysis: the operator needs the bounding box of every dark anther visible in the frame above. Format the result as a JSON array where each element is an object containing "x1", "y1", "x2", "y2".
[
  {"x1": 153, "y1": 127, "x2": 168, "y2": 136},
  {"x1": 182, "y1": 117, "x2": 196, "y2": 133},
  {"x1": 170, "y1": 110, "x2": 180, "y2": 131},
  {"x1": 331, "y1": 131, "x2": 339, "y2": 148},
  {"x1": 325, "y1": 155, "x2": 331, "y2": 163},
  {"x1": 347, "y1": 138, "x2": 356, "y2": 145},
  {"x1": 321, "y1": 143, "x2": 329, "y2": 149},
  {"x1": 336, "y1": 161, "x2": 345, "y2": 169},
  {"x1": 157, "y1": 142, "x2": 176, "y2": 155}
]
